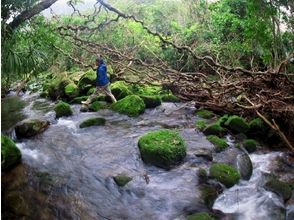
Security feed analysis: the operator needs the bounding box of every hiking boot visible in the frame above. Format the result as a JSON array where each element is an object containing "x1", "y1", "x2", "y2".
[{"x1": 81, "y1": 101, "x2": 89, "y2": 105}]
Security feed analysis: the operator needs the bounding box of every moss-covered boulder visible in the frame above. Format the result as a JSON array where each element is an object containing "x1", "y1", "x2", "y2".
[
  {"x1": 210, "y1": 163, "x2": 241, "y2": 187},
  {"x1": 206, "y1": 135, "x2": 229, "y2": 152},
  {"x1": 15, "y1": 119, "x2": 50, "y2": 138},
  {"x1": 110, "y1": 81, "x2": 132, "y2": 100},
  {"x1": 138, "y1": 129, "x2": 186, "y2": 169},
  {"x1": 243, "y1": 139, "x2": 257, "y2": 153},
  {"x1": 161, "y1": 94, "x2": 180, "y2": 102},
  {"x1": 113, "y1": 175, "x2": 132, "y2": 187},
  {"x1": 203, "y1": 122, "x2": 226, "y2": 137},
  {"x1": 78, "y1": 69, "x2": 96, "y2": 88},
  {"x1": 264, "y1": 178, "x2": 292, "y2": 201},
  {"x1": 200, "y1": 184, "x2": 221, "y2": 209},
  {"x1": 79, "y1": 117, "x2": 106, "y2": 128},
  {"x1": 248, "y1": 117, "x2": 268, "y2": 137},
  {"x1": 64, "y1": 83, "x2": 79, "y2": 99},
  {"x1": 89, "y1": 101, "x2": 107, "y2": 112},
  {"x1": 196, "y1": 110, "x2": 214, "y2": 119},
  {"x1": 54, "y1": 101, "x2": 73, "y2": 118},
  {"x1": 186, "y1": 212, "x2": 215, "y2": 220},
  {"x1": 195, "y1": 120, "x2": 207, "y2": 131},
  {"x1": 70, "y1": 96, "x2": 89, "y2": 104},
  {"x1": 111, "y1": 95, "x2": 145, "y2": 117},
  {"x1": 86, "y1": 87, "x2": 96, "y2": 96},
  {"x1": 139, "y1": 95, "x2": 161, "y2": 108},
  {"x1": 224, "y1": 115, "x2": 249, "y2": 134},
  {"x1": 1, "y1": 135, "x2": 21, "y2": 170},
  {"x1": 130, "y1": 84, "x2": 163, "y2": 96},
  {"x1": 47, "y1": 76, "x2": 71, "y2": 100}
]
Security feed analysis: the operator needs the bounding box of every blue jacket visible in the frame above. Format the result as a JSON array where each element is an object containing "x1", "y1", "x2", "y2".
[{"x1": 96, "y1": 60, "x2": 110, "y2": 86}]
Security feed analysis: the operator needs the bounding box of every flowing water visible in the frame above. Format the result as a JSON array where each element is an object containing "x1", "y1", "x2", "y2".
[{"x1": 1, "y1": 93, "x2": 293, "y2": 220}]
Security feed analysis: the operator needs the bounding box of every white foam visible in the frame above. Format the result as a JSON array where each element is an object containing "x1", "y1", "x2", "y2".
[
  {"x1": 16, "y1": 143, "x2": 49, "y2": 165},
  {"x1": 57, "y1": 118, "x2": 77, "y2": 130}
]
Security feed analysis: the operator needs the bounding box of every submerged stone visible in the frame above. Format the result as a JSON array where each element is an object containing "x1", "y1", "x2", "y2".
[
  {"x1": 210, "y1": 163, "x2": 240, "y2": 188},
  {"x1": 138, "y1": 129, "x2": 186, "y2": 169},
  {"x1": 113, "y1": 175, "x2": 132, "y2": 187},
  {"x1": 15, "y1": 119, "x2": 50, "y2": 139},
  {"x1": 111, "y1": 95, "x2": 145, "y2": 117},
  {"x1": 79, "y1": 117, "x2": 106, "y2": 128},
  {"x1": 1, "y1": 135, "x2": 21, "y2": 170},
  {"x1": 54, "y1": 101, "x2": 73, "y2": 118}
]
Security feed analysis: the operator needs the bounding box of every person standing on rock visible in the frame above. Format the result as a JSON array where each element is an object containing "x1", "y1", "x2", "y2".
[{"x1": 82, "y1": 56, "x2": 117, "y2": 105}]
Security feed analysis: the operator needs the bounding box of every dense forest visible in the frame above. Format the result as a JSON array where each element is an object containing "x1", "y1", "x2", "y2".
[{"x1": 1, "y1": 0, "x2": 294, "y2": 219}]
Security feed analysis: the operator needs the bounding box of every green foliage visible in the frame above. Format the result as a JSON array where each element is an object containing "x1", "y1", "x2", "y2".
[
  {"x1": 79, "y1": 117, "x2": 106, "y2": 128},
  {"x1": 111, "y1": 95, "x2": 145, "y2": 117},
  {"x1": 207, "y1": 135, "x2": 229, "y2": 152},
  {"x1": 54, "y1": 101, "x2": 73, "y2": 118},
  {"x1": 138, "y1": 129, "x2": 186, "y2": 169},
  {"x1": 210, "y1": 163, "x2": 241, "y2": 187},
  {"x1": 1, "y1": 135, "x2": 22, "y2": 170}
]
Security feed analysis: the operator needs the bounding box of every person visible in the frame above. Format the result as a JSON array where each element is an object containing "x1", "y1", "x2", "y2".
[{"x1": 82, "y1": 56, "x2": 117, "y2": 105}]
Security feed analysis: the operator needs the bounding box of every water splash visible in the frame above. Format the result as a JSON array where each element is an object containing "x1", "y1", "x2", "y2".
[{"x1": 16, "y1": 143, "x2": 49, "y2": 165}]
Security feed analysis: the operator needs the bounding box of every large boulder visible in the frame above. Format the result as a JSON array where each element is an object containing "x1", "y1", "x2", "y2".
[
  {"x1": 79, "y1": 117, "x2": 106, "y2": 128},
  {"x1": 210, "y1": 163, "x2": 241, "y2": 188},
  {"x1": 110, "y1": 81, "x2": 132, "y2": 100},
  {"x1": 54, "y1": 101, "x2": 73, "y2": 118},
  {"x1": 78, "y1": 69, "x2": 96, "y2": 87},
  {"x1": 1, "y1": 135, "x2": 21, "y2": 170},
  {"x1": 47, "y1": 77, "x2": 71, "y2": 100},
  {"x1": 224, "y1": 115, "x2": 249, "y2": 134},
  {"x1": 15, "y1": 119, "x2": 50, "y2": 138},
  {"x1": 111, "y1": 95, "x2": 145, "y2": 117},
  {"x1": 64, "y1": 83, "x2": 79, "y2": 99},
  {"x1": 138, "y1": 129, "x2": 186, "y2": 169}
]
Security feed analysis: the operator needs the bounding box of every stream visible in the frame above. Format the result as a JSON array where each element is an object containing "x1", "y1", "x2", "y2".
[{"x1": 1, "y1": 92, "x2": 293, "y2": 220}]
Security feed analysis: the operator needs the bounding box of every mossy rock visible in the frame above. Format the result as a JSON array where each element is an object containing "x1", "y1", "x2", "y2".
[
  {"x1": 1, "y1": 135, "x2": 22, "y2": 170},
  {"x1": 110, "y1": 81, "x2": 132, "y2": 100},
  {"x1": 248, "y1": 118, "x2": 268, "y2": 137},
  {"x1": 196, "y1": 110, "x2": 214, "y2": 119},
  {"x1": 111, "y1": 95, "x2": 145, "y2": 117},
  {"x1": 71, "y1": 96, "x2": 89, "y2": 104},
  {"x1": 89, "y1": 101, "x2": 107, "y2": 112},
  {"x1": 113, "y1": 175, "x2": 132, "y2": 187},
  {"x1": 86, "y1": 87, "x2": 96, "y2": 96},
  {"x1": 78, "y1": 69, "x2": 96, "y2": 88},
  {"x1": 40, "y1": 91, "x2": 48, "y2": 98},
  {"x1": 64, "y1": 83, "x2": 79, "y2": 99},
  {"x1": 48, "y1": 77, "x2": 71, "y2": 100},
  {"x1": 198, "y1": 168, "x2": 208, "y2": 184},
  {"x1": 243, "y1": 139, "x2": 257, "y2": 153},
  {"x1": 206, "y1": 135, "x2": 229, "y2": 152},
  {"x1": 195, "y1": 120, "x2": 207, "y2": 131},
  {"x1": 15, "y1": 119, "x2": 50, "y2": 138},
  {"x1": 54, "y1": 101, "x2": 73, "y2": 118},
  {"x1": 264, "y1": 178, "x2": 292, "y2": 201},
  {"x1": 130, "y1": 84, "x2": 163, "y2": 96},
  {"x1": 203, "y1": 122, "x2": 226, "y2": 137},
  {"x1": 79, "y1": 117, "x2": 106, "y2": 128},
  {"x1": 200, "y1": 185, "x2": 219, "y2": 209},
  {"x1": 224, "y1": 115, "x2": 249, "y2": 134},
  {"x1": 138, "y1": 129, "x2": 186, "y2": 169},
  {"x1": 139, "y1": 95, "x2": 161, "y2": 108},
  {"x1": 186, "y1": 212, "x2": 215, "y2": 220},
  {"x1": 210, "y1": 163, "x2": 240, "y2": 187},
  {"x1": 161, "y1": 94, "x2": 180, "y2": 102}
]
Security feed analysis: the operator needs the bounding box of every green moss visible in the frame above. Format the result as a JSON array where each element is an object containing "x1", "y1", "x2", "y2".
[
  {"x1": 65, "y1": 83, "x2": 79, "y2": 98},
  {"x1": 196, "y1": 110, "x2": 214, "y2": 119},
  {"x1": 161, "y1": 94, "x2": 180, "y2": 102},
  {"x1": 217, "y1": 114, "x2": 229, "y2": 126},
  {"x1": 139, "y1": 95, "x2": 162, "y2": 108},
  {"x1": 54, "y1": 101, "x2": 73, "y2": 118},
  {"x1": 110, "y1": 81, "x2": 132, "y2": 100},
  {"x1": 243, "y1": 139, "x2": 257, "y2": 153},
  {"x1": 1, "y1": 135, "x2": 21, "y2": 170},
  {"x1": 47, "y1": 77, "x2": 71, "y2": 100},
  {"x1": 87, "y1": 87, "x2": 96, "y2": 96},
  {"x1": 224, "y1": 115, "x2": 249, "y2": 134},
  {"x1": 89, "y1": 101, "x2": 107, "y2": 112},
  {"x1": 113, "y1": 175, "x2": 132, "y2": 187},
  {"x1": 207, "y1": 135, "x2": 229, "y2": 152},
  {"x1": 195, "y1": 120, "x2": 207, "y2": 131},
  {"x1": 203, "y1": 122, "x2": 226, "y2": 136},
  {"x1": 138, "y1": 129, "x2": 186, "y2": 169},
  {"x1": 71, "y1": 96, "x2": 89, "y2": 104},
  {"x1": 78, "y1": 69, "x2": 96, "y2": 87},
  {"x1": 200, "y1": 185, "x2": 218, "y2": 208},
  {"x1": 210, "y1": 163, "x2": 240, "y2": 187},
  {"x1": 264, "y1": 178, "x2": 292, "y2": 201},
  {"x1": 130, "y1": 84, "x2": 163, "y2": 96},
  {"x1": 248, "y1": 118, "x2": 268, "y2": 136},
  {"x1": 79, "y1": 117, "x2": 106, "y2": 128},
  {"x1": 111, "y1": 95, "x2": 145, "y2": 117},
  {"x1": 187, "y1": 212, "x2": 215, "y2": 220}
]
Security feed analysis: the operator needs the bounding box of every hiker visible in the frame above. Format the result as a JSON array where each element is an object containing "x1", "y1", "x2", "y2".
[{"x1": 82, "y1": 57, "x2": 117, "y2": 105}]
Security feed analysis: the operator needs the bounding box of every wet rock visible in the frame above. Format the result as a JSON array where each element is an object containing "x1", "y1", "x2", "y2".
[
  {"x1": 213, "y1": 147, "x2": 253, "y2": 180},
  {"x1": 138, "y1": 129, "x2": 186, "y2": 169},
  {"x1": 113, "y1": 175, "x2": 132, "y2": 187},
  {"x1": 186, "y1": 212, "x2": 215, "y2": 220},
  {"x1": 264, "y1": 177, "x2": 292, "y2": 201},
  {"x1": 195, "y1": 109, "x2": 215, "y2": 119},
  {"x1": 4, "y1": 191, "x2": 29, "y2": 217},
  {"x1": 48, "y1": 77, "x2": 71, "y2": 100},
  {"x1": 111, "y1": 95, "x2": 145, "y2": 117},
  {"x1": 1, "y1": 135, "x2": 21, "y2": 170},
  {"x1": 15, "y1": 119, "x2": 50, "y2": 138},
  {"x1": 209, "y1": 163, "x2": 240, "y2": 188},
  {"x1": 199, "y1": 184, "x2": 220, "y2": 209},
  {"x1": 243, "y1": 139, "x2": 257, "y2": 153},
  {"x1": 110, "y1": 81, "x2": 132, "y2": 100},
  {"x1": 194, "y1": 149, "x2": 213, "y2": 161},
  {"x1": 89, "y1": 101, "x2": 107, "y2": 112},
  {"x1": 287, "y1": 204, "x2": 294, "y2": 220},
  {"x1": 54, "y1": 101, "x2": 73, "y2": 118},
  {"x1": 139, "y1": 95, "x2": 162, "y2": 108},
  {"x1": 203, "y1": 123, "x2": 226, "y2": 137},
  {"x1": 224, "y1": 115, "x2": 249, "y2": 134},
  {"x1": 79, "y1": 117, "x2": 106, "y2": 128},
  {"x1": 206, "y1": 135, "x2": 229, "y2": 152}
]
